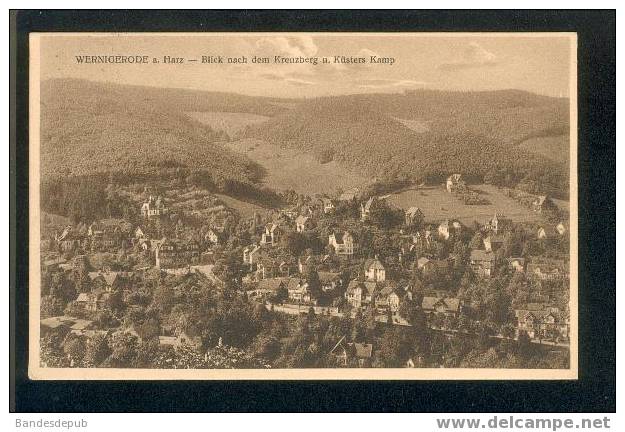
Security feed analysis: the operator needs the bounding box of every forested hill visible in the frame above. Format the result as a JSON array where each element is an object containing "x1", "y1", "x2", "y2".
[
  {"x1": 39, "y1": 79, "x2": 288, "y2": 182},
  {"x1": 246, "y1": 90, "x2": 570, "y2": 197}
]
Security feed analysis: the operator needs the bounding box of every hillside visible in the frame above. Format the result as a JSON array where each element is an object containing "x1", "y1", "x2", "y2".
[
  {"x1": 245, "y1": 90, "x2": 570, "y2": 196},
  {"x1": 40, "y1": 80, "x2": 570, "y2": 199},
  {"x1": 39, "y1": 79, "x2": 287, "y2": 182}
]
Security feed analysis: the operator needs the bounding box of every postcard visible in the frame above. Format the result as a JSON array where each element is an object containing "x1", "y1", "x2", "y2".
[{"x1": 28, "y1": 32, "x2": 577, "y2": 380}]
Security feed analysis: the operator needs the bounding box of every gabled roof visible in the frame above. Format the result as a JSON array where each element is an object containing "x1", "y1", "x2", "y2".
[
  {"x1": 379, "y1": 285, "x2": 395, "y2": 296},
  {"x1": 88, "y1": 271, "x2": 120, "y2": 286},
  {"x1": 347, "y1": 280, "x2": 377, "y2": 295},
  {"x1": 364, "y1": 258, "x2": 385, "y2": 271},
  {"x1": 421, "y1": 296, "x2": 460, "y2": 313},
  {"x1": 256, "y1": 277, "x2": 289, "y2": 292},
  {"x1": 362, "y1": 197, "x2": 376, "y2": 212},
  {"x1": 406, "y1": 206, "x2": 423, "y2": 216},
  {"x1": 265, "y1": 223, "x2": 280, "y2": 232},
  {"x1": 76, "y1": 293, "x2": 91, "y2": 302}
]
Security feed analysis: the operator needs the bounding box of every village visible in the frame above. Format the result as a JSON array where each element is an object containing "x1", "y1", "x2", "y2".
[{"x1": 39, "y1": 173, "x2": 571, "y2": 369}]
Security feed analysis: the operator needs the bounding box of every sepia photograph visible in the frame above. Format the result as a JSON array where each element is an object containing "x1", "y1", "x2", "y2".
[{"x1": 28, "y1": 32, "x2": 577, "y2": 380}]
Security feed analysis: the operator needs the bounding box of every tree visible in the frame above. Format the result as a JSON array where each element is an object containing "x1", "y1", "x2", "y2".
[
  {"x1": 109, "y1": 332, "x2": 139, "y2": 367},
  {"x1": 305, "y1": 266, "x2": 322, "y2": 301},
  {"x1": 281, "y1": 231, "x2": 307, "y2": 257},
  {"x1": 274, "y1": 283, "x2": 288, "y2": 304},
  {"x1": 377, "y1": 327, "x2": 413, "y2": 367},
  {"x1": 469, "y1": 231, "x2": 484, "y2": 250},
  {"x1": 107, "y1": 289, "x2": 125, "y2": 315},
  {"x1": 63, "y1": 335, "x2": 86, "y2": 367},
  {"x1": 83, "y1": 333, "x2": 111, "y2": 367}
]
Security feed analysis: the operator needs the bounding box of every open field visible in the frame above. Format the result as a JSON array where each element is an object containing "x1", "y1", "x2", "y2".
[
  {"x1": 186, "y1": 111, "x2": 271, "y2": 136},
  {"x1": 388, "y1": 184, "x2": 568, "y2": 225},
  {"x1": 518, "y1": 135, "x2": 569, "y2": 163},
  {"x1": 221, "y1": 138, "x2": 368, "y2": 195},
  {"x1": 214, "y1": 193, "x2": 271, "y2": 218},
  {"x1": 393, "y1": 117, "x2": 431, "y2": 133}
]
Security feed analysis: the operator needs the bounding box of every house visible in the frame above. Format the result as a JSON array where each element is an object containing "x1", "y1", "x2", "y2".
[
  {"x1": 438, "y1": 219, "x2": 462, "y2": 240},
  {"x1": 158, "y1": 331, "x2": 202, "y2": 351},
  {"x1": 515, "y1": 304, "x2": 566, "y2": 339},
  {"x1": 141, "y1": 195, "x2": 168, "y2": 218},
  {"x1": 485, "y1": 214, "x2": 512, "y2": 234},
  {"x1": 507, "y1": 257, "x2": 526, "y2": 272},
  {"x1": 88, "y1": 219, "x2": 132, "y2": 237},
  {"x1": 446, "y1": 173, "x2": 465, "y2": 193},
  {"x1": 136, "y1": 238, "x2": 151, "y2": 251},
  {"x1": 360, "y1": 197, "x2": 377, "y2": 222},
  {"x1": 295, "y1": 215, "x2": 312, "y2": 233},
  {"x1": 88, "y1": 270, "x2": 125, "y2": 291},
  {"x1": 328, "y1": 336, "x2": 373, "y2": 367},
  {"x1": 537, "y1": 226, "x2": 558, "y2": 241},
  {"x1": 260, "y1": 223, "x2": 281, "y2": 246},
  {"x1": 249, "y1": 277, "x2": 289, "y2": 300},
  {"x1": 286, "y1": 278, "x2": 313, "y2": 304},
  {"x1": 75, "y1": 291, "x2": 110, "y2": 312},
  {"x1": 526, "y1": 260, "x2": 568, "y2": 281},
  {"x1": 416, "y1": 257, "x2": 431, "y2": 271},
  {"x1": 320, "y1": 197, "x2": 336, "y2": 214},
  {"x1": 243, "y1": 244, "x2": 262, "y2": 267},
  {"x1": 556, "y1": 221, "x2": 568, "y2": 235},
  {"x1": 364, "y1": 257, "x2": 386, "y2": 282},
  {"x1": 318, "y1": 272, "x2": 342, "y2": 292},
  {"x1": 88, "y1": 219, "x2": 130, "y2": 251},
  {"x1": 278, "y1": 260, "x2": 298, "y2": 277},
  {"x1": 155, "y1": 238, "x2": 200, "y2": 269},
  {"x1": 134, "y1": 226, "x2": 146, "y2": 239},
  {"x1": 345, "y1": 280, "x2": 377, "y2": 308},
  {"x1": 405, "y1": 207, "x2": 424, "y2": 226},
  {"x1": 375, "y1": 285, "x2": 402, "y2": 313},
  {"x1": 483, "y1": 234, "x2": 505, "y2": 252},
  {"x1": 298, "y1": 254, "x2": 315, "y2": 274},
  {"x1": 255, "y1": 260, "x2": 276, "y2": 280},
  {"x1": 532, "y1": 195, "x2": 557, "y2": 213},
  {"x1": 339, "y1": 187, "x2": 359, "y2": 201},
  {"x1": 205, "y1": 228, "x2": 224, "y2": 244},
  {"x1": 412, "y1": 229, "x2": 433, "y2": 246},
  {"x1": 421, "y1": 296, "x2": 461, "y2": 316},
  {"x1": 329, "y1": 231, "x2": 356, "y2": 256},
  {"x1": 470, "y1": 249, "x2": 495, "y2": 277},
  {"x1": 55, "y1": 226, "x2": 86, "y2": 252}
]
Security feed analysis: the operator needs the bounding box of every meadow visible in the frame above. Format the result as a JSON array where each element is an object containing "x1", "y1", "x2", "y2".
[
  {"x1": 221, "y1": 138, "x2": 368, "y2": 196},
  {"x1": 387, "y1": 184, "x2": 567, "y2": 225}
]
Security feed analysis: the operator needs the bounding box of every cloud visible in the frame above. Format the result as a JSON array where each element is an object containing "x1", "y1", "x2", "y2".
[
  {"x1": 285, "y1": 78, "x2": 316, "y2": 87},
  {"x1": 255, "y1": 35, "x2": 318, "y2": 58},
  {"x1": 438, "y1": 42, "x2": 499, "y2": 71},
  {"x1": 356, "y1": 78, "x2": 427, "y2": 89}
]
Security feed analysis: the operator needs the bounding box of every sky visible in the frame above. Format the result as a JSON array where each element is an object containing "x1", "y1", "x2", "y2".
[{"x1": 37, "y1": 33, "x2": 575, "y2": 98}]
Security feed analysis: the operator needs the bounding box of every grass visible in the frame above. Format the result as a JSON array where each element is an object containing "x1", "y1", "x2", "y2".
[
  {"x1": 387, "y1": 184, "x2": 568, "y2": 225},
  {"x1": 393, "y1": 117, "x2": 431, "y2": 133},
  {"x1": 214, "y1": 193, "x2": 270, "y2": 218},
  {"x1": 517, "y1": 135, "x2": 569, "y2": 164},
  {"x1": 221, "y1": 138, "x2": 368, "y2": 196},
  {"x1": 186, "y1": 111, "x2": 270, "y2": 136}
]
